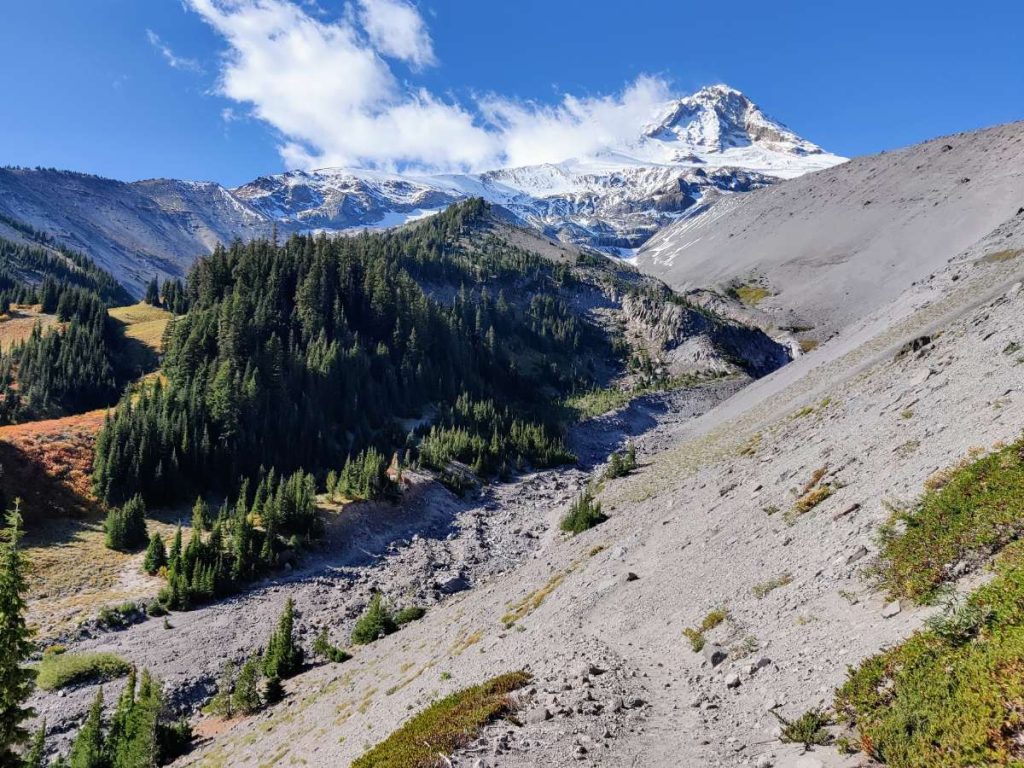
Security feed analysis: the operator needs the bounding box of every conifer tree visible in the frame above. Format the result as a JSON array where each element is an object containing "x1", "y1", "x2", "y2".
[
  {"x1": 262, "y1": 599, "x2": 303, "y2": 680},
  {"x1": 208, "y1": 662, "x2": 236, "y2": 719},
  {"x1": 142, "y1": 534, "x2": 167, "y2": 576},
  {"x1": 105, "y1": 666, "x2": 136, "y2": 765},
  {"x1": 23, "y1": 720, "x2": 45, "y2": 768},
  {"x1": 105, "y1": 496, "x2": 147, "y2": 552},
  {"x1": 69, "y1": 688, "x2": 105, "y2": 768},
  {"x1": 144, "y1": 278, "x2": 160, "y2": 307},
  {"x1": 191, "y1": 498, "x2": 209, "y2": 533},
  {"x1": 232, "y1": 658, "x2": 262, "y2": 715},
  {"x1": 0, "y1": 503, "x2": 35, "y2": 764},
  {"x1": 116, "y1": 669, "x2": 160, "y2": 768}
]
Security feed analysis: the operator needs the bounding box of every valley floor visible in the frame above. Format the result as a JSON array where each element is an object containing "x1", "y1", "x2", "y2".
[{"x1": 29, "y1": 376, "x2": 745, "y2": 756}]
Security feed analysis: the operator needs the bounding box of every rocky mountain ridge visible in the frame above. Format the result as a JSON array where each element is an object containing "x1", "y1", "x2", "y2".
[{"x1": 0, "y1": 85, "x2": 842, "y2": 295}]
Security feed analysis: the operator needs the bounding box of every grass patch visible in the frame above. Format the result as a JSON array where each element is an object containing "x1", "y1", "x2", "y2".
[
  {"x1": 566, "y1": 372, "x2": 717, "y2": 419},
  {"x1": 980, "y1": 248, "x2": 1021, "y2": 264},
  {"x1": 683, "y1": 608, "x2": 728, "y2": 651},
  {"x1": 788, "y1": 466, "x2": 834, "y2": 522},
  {"x1": 501, "y1": 567, "x2": 574, "y2": 628},
  {"x1": 729, "y1": 283, "x2": 771, "y2": 307},
  {"x1": 875, "y1": 438, "x2": 1024, "y2": 602},
  {"x1": 752, "y1": 573, "x2": 793, "y2": 599},
  {"x1": 35, "y1": 650, "x2": 131, "y2": 690},
  {"x1": 352, "y1": 671, "x2": 531, "y2": 768}
]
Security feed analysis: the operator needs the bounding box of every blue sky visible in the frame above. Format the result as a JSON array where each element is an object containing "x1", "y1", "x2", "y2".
[{"x1": 1, "y1": 0, "x2": 1022, "y2": 186}]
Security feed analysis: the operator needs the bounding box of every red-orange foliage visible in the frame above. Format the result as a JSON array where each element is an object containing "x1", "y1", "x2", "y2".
[{"x1": 0, "y1": 409, "x2": 106, "y2": 522}]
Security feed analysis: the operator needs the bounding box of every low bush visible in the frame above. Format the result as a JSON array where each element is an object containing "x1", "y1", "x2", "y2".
[
  {"x1": 774, "y1": 708, "x2": 832, "y2": 748},
  {"x1": 36, "y1": 651, "x2": 131, "y2": 690},
  {"x1": 313, "y1": 629, "x2": 352, "y2": 663},
  {"x1": 876, "y1": 438, "x2": 1024, "y2": 601},
  {"x1": 352, "y1": 671, "x2": 531, "y2": 768}
]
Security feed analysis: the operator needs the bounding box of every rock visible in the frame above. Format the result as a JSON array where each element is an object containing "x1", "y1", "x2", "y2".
[
  {"x1": 525, "y1": 706, "x2": 551, "y2": 724},
  {"x1": 882, "y1": 600, "x2": 902, "y2": 618},
  {"x1": 846, "y1": 545, "x2": 869, "y2": 564},
  {"x1": 625, "y1": 572, "x2": 640, "y2": 582},
  {"x1": 703, "y1": 644, "x2": 728, "y2": 667},
  {"x1": 436, "y1": 574, "x2": 470, "y2": 594},
  {"x1": 725, "y1": 673, "x2": 741, "y2": 688},
  {"x1": 755, "y1": 754, "x2": 775, "y2": 768},
  {"x1": 753, "y1": 656, "x2": 772, "y2": 672}
]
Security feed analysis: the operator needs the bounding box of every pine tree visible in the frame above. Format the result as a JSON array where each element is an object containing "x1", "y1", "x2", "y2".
[
  {"x1": 191, "y1": 498, "x2": 209, "y2": 533},
  {"x1": 144, "y1": 278, "x2": 160, "y2": 307},
  {"x1": 0, "y1": 503, "x2": 35, "y2": 764},
  {"x1": 262, "y1": 599, "x2": 303, "y2": 680},
  {"x1": 23, "y1": 719, "x2": 45, "y2": 768},
  {"x1": 115, "y1": 669, "x2": 160, "y2": 768},
  {"x1": 69, "y1": 688, "x2": 105, "y2": 768},
  {"x1": 105, "y1": 496, "x2": 147, "y2": 552},
  {"x1": 142, "y1": 533, "x2": 167, "y2": 576},
  {"x1": 105, "y1": 667, "x2": 136, "y2": 765},
  {"x1": 208, "y1": 662, "x2": 235, "y2": 719},
  {"x1": 350, "y1": 594, "x2": 397, "y2": 645},
  {"x1": 232, "y1": 658, "x2": 262, "y2": 715}
]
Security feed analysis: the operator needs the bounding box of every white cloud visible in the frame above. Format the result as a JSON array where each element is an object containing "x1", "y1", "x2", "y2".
[
  {"x1": 146, "y1": 29, "x2": 204, "y2": 74},
  {"x1": 481, "y1": 76, "x2": 671, "y2": 168},
  {"x1": 184, "y1": 0, "x2": 672, "y2": 173},
  {"x1": 356, "y1": 0, "x2": 435, "y2": 69}
]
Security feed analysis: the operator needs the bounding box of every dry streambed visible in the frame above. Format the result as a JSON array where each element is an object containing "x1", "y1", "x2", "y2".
[{"x1": 28, "y1": 380, "x2": 741, "y2": 753}]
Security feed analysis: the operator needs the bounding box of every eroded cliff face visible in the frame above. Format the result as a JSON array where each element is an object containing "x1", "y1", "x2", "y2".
[{"x1": 620, "y1": 291, "x2": 791, "y2": 378}]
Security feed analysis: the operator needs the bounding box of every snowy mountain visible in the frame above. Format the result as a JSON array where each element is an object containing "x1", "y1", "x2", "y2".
[{"x1": 0, "y1": 85, "x2": 844, "y2": 294}]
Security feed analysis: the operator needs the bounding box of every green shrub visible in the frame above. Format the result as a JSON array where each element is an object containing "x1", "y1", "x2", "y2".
[
  {"x1": 36, "y1": 651, "x2": 131, "y2": 690},
  {"x1": 604, "y1": 443, "x2": 637, "y2": 479},
  {"x1": 835, "y1": 438, "x2": 1024, "y2": 767},
  {"x1": 559, "y1": 487, "x2": 607, "y2": 534},
  {"x1": 352, "y1": 671, "x2": 531, "y2": 768},
  {"x1": 395, "y1": 606, "x2": 426, "y2": 626},
  {"x1": 876, "y1": 438, "x2": 1024, "y2": 601},
  {"x1": 142, "y1": 531, "x2": 167, "y2": 575},
  {"x1": 351, "y1": 594, "x2": 398, "y2": 645},
  {"x1": 683, "y1": 628, "x2": 705, "y2": 652},
  {"x1": 313, "y1": 629, "x2": 352, "y2": 663},
  {"x1": 104, "y1": 494, "x2": 148, "y2": 551},
  {"x1": 774, "y1": 708, "x2": 832, "y2": 748}
]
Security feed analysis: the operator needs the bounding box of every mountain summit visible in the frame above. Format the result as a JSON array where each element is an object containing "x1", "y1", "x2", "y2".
[{"x1": 0, "y1": 85, "x2": 843, "y2": 294}]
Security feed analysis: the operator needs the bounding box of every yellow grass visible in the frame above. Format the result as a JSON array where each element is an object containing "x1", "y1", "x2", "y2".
[
  {"x1": 109, "y1": 302, "x2": 173, "y2": 352},
  {"x1": 24, "y1": 510, "x2": 189, "y2": 639},
  {"x1": 0, "y1": 305, "x2": 57, "y2": 351}
]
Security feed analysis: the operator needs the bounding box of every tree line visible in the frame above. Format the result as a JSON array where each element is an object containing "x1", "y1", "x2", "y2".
[{"x1": 92, "y1": 200, "x2": 604, "y2": 509}]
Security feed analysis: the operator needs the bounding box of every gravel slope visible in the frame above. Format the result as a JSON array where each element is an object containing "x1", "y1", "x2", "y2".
[
  {"x1": 638, "y1": 121, "x2": 1024, "y2": 338},
  {"x1": 166, "y1": 224, "x2": 1024, "y2": 766}
]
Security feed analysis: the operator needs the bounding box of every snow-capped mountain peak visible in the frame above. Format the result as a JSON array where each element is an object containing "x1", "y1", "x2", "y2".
[
  {"x1": 0, "y1": 85, "x2": 846, "y2": 293},
  {"x1": 644, "y1": 84, "x2": 823, "y2": 156}
]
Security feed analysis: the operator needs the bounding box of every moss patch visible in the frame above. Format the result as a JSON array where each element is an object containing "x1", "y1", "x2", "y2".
[{"x1": 351, "y1": 671, "x2": 530, "y2": 768}]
